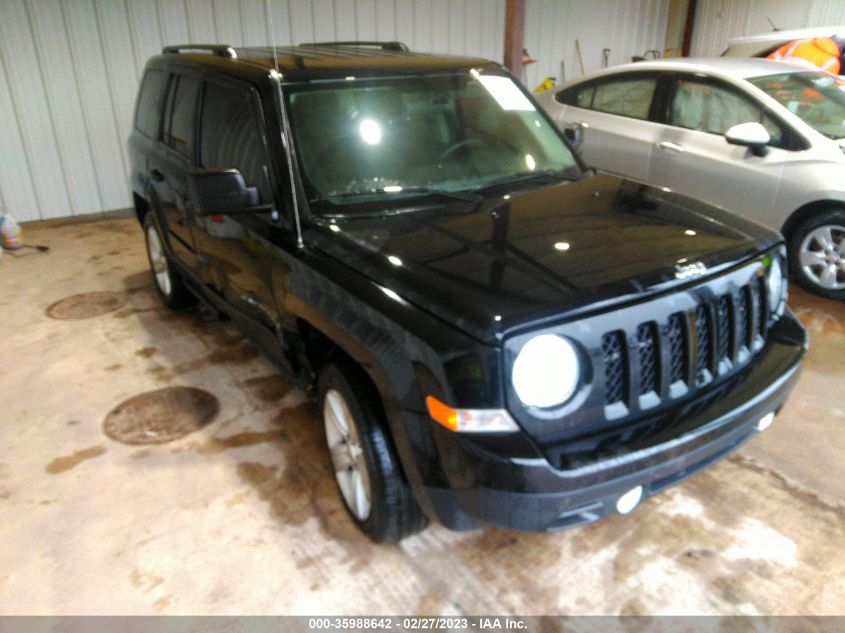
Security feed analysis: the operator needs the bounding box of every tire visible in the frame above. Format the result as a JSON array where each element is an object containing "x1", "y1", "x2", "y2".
[
  {"x1": 787, "y1": 208, "x2": 845, "y2": 301},
  {"x1": 143, "y1": 213, "x2": 196, "y2": 309},
  {"x1": 318, "y1": 361, "x2": 428, "y2": 543}
]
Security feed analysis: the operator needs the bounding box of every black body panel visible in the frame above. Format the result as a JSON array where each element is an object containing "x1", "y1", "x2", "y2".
[{"x1": 309, "y1": 173, "x2": 781, "y2": 344}]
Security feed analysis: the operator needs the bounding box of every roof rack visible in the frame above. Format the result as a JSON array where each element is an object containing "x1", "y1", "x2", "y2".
[
  {"x1": 162, "y1": 44, "x2": 237, "y2": 59},
  {"x1": 298, "y1": 40, "x2": 410, "y2": 53}
]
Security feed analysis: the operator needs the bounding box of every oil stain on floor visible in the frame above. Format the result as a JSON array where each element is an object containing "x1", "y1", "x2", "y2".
[
  {"x1": 45, "y1": 291, "x2": 126, "y2": 320},
  {"x1": 46, "y1": 446, "x2": 107, "y2": 474},
  {"x1": 102, "y1": 386, "x2": 220, "y2": 445},
  {"x1": 243, "y1": 374, "x2": 292, "y2": 402}
]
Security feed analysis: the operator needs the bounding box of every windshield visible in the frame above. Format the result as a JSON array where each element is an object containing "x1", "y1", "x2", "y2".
[
  {"x1": 749, "y1": 71, "x2": 845, "y2": 139},
  {"x1": 285, "y1": 70, "x2": 578, "y2": 212}
]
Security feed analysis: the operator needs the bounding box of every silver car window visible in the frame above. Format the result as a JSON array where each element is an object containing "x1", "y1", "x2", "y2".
[
  {"x1": 670, "y1": 78, "x2": 783, "y2": 145},
  {"x1": 591, "y1": 78, "x2": 657, "y2": 120},
  {"x1": 749, "y1": 72, "x2": 845, "y2": 139}
]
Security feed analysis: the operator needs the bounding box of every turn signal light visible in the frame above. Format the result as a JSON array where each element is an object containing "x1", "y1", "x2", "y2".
[
  {"x1": 425, "y1": 395, "x2": 519, "y2": 434},
  {"x1": 425, "y1": 395, "x2": 458, "y2": 430}
]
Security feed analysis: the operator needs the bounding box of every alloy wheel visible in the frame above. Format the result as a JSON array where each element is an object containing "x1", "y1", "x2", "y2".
[
  {"x1": 146, "y1": 224, "x2": 172, "y2": 297},
  {"x1": 799, "y1": 224, "x2": 845, "y2": 291},
  {"x1": 323, "y1": 388, "x2": 372, "y2": 521}
]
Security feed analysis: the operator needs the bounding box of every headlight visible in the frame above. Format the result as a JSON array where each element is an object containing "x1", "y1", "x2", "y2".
[
  {"x1": 766, "y1": 254, "x2": 786, "y2": 318},
  {"x1": 511, "y1": 334, "x2": 580, "y2": 408}
]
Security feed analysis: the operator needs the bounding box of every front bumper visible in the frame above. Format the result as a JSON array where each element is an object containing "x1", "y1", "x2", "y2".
[{"x1": 405, "y1": 309, "x2": 807, "y2": 532}]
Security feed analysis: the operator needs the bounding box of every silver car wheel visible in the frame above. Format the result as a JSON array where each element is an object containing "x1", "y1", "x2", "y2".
[
  {"x1": 324, "y1": 388, "x2": 372, "y2": 521},
  {"x1": 799, "y1": 224, "x2": 845, "y2": 291},
  {"x1": 146, "y1": 224, "x2": 172, "y2": 297}
]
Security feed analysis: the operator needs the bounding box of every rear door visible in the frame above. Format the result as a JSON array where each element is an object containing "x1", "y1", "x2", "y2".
[
  {"x1": 648, "y1": 74, "x2": 790, "y2": 216},
  {"x1": 148, "y1": 71, "x2": 201, "y2": 270},
  {"x1": 550, "y1": 72, "x2": 664, "y2": 180},
  {"x1": 192, "y1": 77, "x2": 282, "y2": 331}
]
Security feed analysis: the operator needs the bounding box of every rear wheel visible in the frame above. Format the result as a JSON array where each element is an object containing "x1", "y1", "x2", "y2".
[
  {"x1": 318, "y1": 362, "x2": 427, "y2": 542},
  {"x1": 143, "y1": 214, "x2": 196, "y2": 309},
  {"x1": 788, "y1": 209, "x2": 845, "y2": 300}
]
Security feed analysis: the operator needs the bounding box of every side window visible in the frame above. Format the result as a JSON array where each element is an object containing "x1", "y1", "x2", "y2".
[
  {"x1": 669, "y1": 78, "x2": 784, "y2": 146},
  {"x1": 163, "y1": 74, "x2": 200, "y2": 157},
  {"x1": 134, "y1": 69, "x2": 167, "y2": 138},
  {"x1": 555, "y1": 84, "x2": 595, "y2": 108},
  {"x1": 592, "y1": 77, "x2": 657, "y2": 119},
  {"x1": 200, "y1": 82, "x2": 272, "y2": 203}
]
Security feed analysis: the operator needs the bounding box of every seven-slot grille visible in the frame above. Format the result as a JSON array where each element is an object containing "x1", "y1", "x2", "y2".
[{"x1": 602, "y1": 275, "x2": 769, "y2": 410}]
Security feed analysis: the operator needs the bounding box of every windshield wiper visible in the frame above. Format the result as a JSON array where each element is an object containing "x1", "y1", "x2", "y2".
[
  {"x1": 312, "y1": 187, "x2": 481, "y2": 204},
  {"x1": 471, "y1": 168, "x2": 578, "y2": 194}
]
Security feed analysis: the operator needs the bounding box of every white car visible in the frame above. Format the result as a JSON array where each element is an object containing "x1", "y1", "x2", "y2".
[
  {"x1": 722, "y1": 25, "x2": 845, "y2": 61},
  {"x1": 538, "y1": 57, "x2": 845, "y2": 300}
]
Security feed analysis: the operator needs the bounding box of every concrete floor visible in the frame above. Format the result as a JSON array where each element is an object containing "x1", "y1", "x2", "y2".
[{"x1": 1, "y1": 217, "x2": 844, "y2": 615}]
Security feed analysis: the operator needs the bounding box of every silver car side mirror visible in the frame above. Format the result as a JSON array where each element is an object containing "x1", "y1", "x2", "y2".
[{"x1": 725, "y1": 122, "x2": 771, "y2": 157}]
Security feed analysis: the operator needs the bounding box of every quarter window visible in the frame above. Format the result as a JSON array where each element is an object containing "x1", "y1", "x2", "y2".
[
  {"x1": 200, "y1": 82, "x2": 272, "y2": 203},
  {"x1": 591, "y1": 77, "x2": 657, "y2": 119},
  {"x1": 556, "y1": 84, "x2": 595, "y2": 107}
]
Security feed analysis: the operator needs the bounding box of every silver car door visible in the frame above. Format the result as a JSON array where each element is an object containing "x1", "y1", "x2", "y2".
[
  {"x1": 649, "y1": 75, "x2": 788, "y2": 218},
  {"x1": 549, "y1": 74, "x2": 662, "y2": 181}
]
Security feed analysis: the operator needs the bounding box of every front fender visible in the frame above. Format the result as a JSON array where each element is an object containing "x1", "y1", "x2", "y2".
[{"x1": 280, "y1": 247, "x2": 503, "y2": 510}]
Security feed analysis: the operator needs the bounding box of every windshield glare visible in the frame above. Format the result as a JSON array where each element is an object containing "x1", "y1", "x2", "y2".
[
  {"x1": 749, "y1": 71, "x2": 845, "y2": 139},
  {"x1": 286, "y1": 71, "x2": 578, "y2": 209}
]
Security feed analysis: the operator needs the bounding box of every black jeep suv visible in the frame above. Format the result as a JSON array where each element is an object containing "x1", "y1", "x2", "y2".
[{"x1": 129, "y1": 42, "x2": 807, "y2": 542}]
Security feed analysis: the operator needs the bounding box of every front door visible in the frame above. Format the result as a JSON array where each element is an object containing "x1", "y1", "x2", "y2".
[
  {"x1": 649, "y1": 75, "x2": 788, "y2": 216},
  {"x1": 192, "y1": 78, "x2": 282, "y2": 332}
]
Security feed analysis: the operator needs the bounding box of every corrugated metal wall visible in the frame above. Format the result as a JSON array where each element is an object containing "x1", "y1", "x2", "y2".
[
  {"x1": 523, "y1": 0, "x2": 670, "y2": 90},
  {"x1": 0, "y1": 0, "x2": 506, "y2": 222},
  {"x1": 690, "y1": 0, "x2": 845, "y2": 57}
]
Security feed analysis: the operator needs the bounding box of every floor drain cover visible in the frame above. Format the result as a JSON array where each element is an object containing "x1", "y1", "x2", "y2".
[
  {"x1": 103, "y1": 386, "x2": 219, "y2": 444},
  {"x1": 46, "y1": 292, "x2": 126, "y2": 320}
]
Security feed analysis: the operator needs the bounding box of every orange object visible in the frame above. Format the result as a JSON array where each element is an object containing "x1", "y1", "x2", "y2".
[
  {"x1": 768, "y1": 37, "x2": 841, "y2": 75},
  {"x1": 425, "y1": 395, "x2": 458, "y2": 431},
  {"x1": 521, "y1": 48, "x2": 536, "y2": 65}
]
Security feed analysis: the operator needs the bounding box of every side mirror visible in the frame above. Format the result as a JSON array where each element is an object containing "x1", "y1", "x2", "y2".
[
  {"x1": 187, "y1": 168, "x2": 268, "y2": 216},
  {"x1": 564, "y1": 122, "x2": 588, "y2": 149},
  {"x1": 725, "y1": 122, "x2": 771, "y2": 157}
]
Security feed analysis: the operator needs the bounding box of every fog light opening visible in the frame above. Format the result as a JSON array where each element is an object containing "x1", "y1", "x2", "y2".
[
  {"x1": 616, "y1": 486, "x2": 643, "y2": 515},
  {"x1": 757, "y1": 412, "x2": 775, "y2": 432}
]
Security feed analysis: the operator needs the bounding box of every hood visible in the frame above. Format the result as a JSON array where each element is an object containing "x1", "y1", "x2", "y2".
[{"x1": 307, "y1": 173, "x2": 781, "y2": 344}]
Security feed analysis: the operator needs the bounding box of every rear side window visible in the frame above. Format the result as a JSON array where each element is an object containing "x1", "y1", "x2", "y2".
[
  {"x1": 163, "y1": 75, "x2": 200, "y2": 157},
  {"x1": 200, "y1": 82, "x2": 272, "y2": 203},
  {"x1": 592, "y1": 77, "x2": 657, "y2": 119},
  {"x1": 134, "y1": 69, "x2": 167, "y2": 138}
]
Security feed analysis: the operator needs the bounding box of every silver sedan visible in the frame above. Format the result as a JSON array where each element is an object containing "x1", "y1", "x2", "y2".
[{"x1": 538, "y1": 57, "x2": 845, "y2": 300}]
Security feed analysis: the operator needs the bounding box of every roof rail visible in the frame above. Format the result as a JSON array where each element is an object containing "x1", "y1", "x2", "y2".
[
  {"x1": 299, "y1": 40, "x2": 410, "y2": 53},
  {"x1": 162, "y1": 44, "x2": 237, "y2": 59}
]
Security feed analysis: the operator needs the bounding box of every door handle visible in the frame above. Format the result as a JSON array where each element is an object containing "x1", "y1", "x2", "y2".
[
  {"x1": 657, "y1": 141, "x2": 685, "y2": 154},
  {"x1": 150, "y1": 168, "x2": 165, "y2": 182}
]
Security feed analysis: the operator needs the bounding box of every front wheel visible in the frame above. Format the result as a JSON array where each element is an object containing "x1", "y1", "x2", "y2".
[
  {"x1": 143, "y1": 214, "x2": 196, "y2": 309},
  {"x1": 318, "y1": 362, "x2": 427, "y2": 543},
  {"x1": 788, "y1": 209, "x2": 845, "y2": 300}
]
